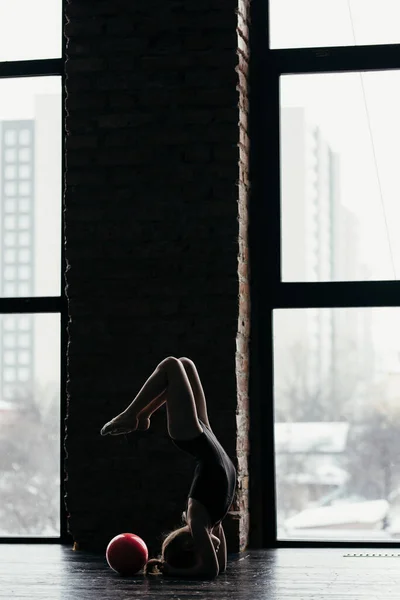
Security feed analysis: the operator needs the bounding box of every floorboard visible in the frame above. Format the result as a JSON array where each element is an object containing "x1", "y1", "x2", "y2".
[{"x1": 1, "y1": 546, "x2": 400, "y2": 599}]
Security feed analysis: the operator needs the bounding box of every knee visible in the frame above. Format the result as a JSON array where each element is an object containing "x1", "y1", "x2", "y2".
[
  {"x1": 162, "y1": 356, "x2": 180, "y2": 370},
  {"x1": 178, "y1": 357, "x2": 194, "y2": 369}
]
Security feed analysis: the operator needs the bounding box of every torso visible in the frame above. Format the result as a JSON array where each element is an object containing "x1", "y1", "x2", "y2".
[{"x1": 171, "y1": 421, "x2": 237, "y2": 527}]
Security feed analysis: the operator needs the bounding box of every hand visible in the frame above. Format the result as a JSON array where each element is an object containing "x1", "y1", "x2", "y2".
[
  {"x1": 211, "y1": 534, "x2": 220, "y2": 553},
  {"x1": 144, "y1": 558, "x2": 165, "y2": 575}
]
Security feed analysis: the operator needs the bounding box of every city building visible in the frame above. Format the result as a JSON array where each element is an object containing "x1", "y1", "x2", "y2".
[
  {"x1": 0, "y1": 93, "x2": 61, "y2": 409},
  {"x1": 275, "y1": 107, "x2": 374, "y2": 407},
  {"x1": 0, "y1": 120, "x2": 35, "y2": 403}
]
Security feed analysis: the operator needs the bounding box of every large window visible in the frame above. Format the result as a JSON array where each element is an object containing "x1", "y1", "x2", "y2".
[
  {"x1": 0, "y1": 1, "x2": 64, "y2": 539},
  {"x1": 252, "y1": 1, "x2": 400, "y2": 545}
]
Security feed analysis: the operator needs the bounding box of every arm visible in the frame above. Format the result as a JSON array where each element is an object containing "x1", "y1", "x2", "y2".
[
  {"x1": 212, "y1": 523, "x2": 227, "y2": 573},
  {"x1": 164, "y1": 502, "x2": 219, "y2": 579},
  {"x1": 188, "y1": 518, "x2": 219, "y2": 579},
  {"x1": 164, "y1": 524, "x2": 219, "y2": 579}
]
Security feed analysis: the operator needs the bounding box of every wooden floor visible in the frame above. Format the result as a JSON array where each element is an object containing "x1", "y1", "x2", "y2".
[{"x1": 2, "y1": 545, "x2": 400, "y2": 599}]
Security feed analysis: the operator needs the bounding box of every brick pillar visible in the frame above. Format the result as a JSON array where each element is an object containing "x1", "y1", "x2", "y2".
[
  {"x1": 236, "y1": 0, "x2": 250, "y2": 551},
  {"x1": 64, "y1": 0, "x2": 249, "y2": 554}
]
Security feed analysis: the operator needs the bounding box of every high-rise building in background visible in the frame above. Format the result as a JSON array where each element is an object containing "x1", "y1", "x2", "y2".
[
  {"x1": 0, "y1": 120, "x2": 35, "y2": 403},
  {"x1": 0, "y1": 94, "x2": 61, "y2": 407},
  {"x1": 275, "y1": 107, "x2": 374, "y2": 411}
]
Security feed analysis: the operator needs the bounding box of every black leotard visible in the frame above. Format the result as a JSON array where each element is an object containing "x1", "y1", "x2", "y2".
[{"x1": 171, "y1": 420, "x2": 237, "y2": 527}]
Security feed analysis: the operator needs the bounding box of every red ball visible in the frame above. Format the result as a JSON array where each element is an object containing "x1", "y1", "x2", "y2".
[{"x1": 106, "y1": 533, "x2": 148, "y2": 576}]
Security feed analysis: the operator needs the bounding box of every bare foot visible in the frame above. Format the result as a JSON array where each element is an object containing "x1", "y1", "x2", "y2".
[
  {"x1": 100, "y1": 412, "x2": 139, "y2": 436},
  {"x1": 136, "y1": 415, "x2": 151, "y2": 431}
]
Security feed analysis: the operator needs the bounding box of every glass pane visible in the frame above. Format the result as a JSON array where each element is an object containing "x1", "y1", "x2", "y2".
[
  {"x1": 281, "y1": 71, "x2": 400, "y2": 282},
  {"x1": 0, "y1": 313, "x2": 60, "y2": 536},
  {"x1": 270, "y1": 0, "x2": 400, "y2": 49},
  {"x1": 0, "y1": 77, "x2": 61, "y2": 297},
  {"x1": 274, "y1": 307, "x2": 400, "y2": 541},
  {"x1": 0, "y1": 0, "x2": 62, "y2": 61}
]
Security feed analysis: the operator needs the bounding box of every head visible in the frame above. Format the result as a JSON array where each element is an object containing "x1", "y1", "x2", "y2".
[
  {"x1": 144, "y1": 525, "x2": 197, "y2": 575},
  {"x1": 161, "y1": 525, "x2": 197, "y2": 569}
]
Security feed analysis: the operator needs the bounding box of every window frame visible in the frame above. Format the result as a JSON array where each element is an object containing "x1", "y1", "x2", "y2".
[
  {"x1": 248, "y1": 0, "x2": 400, "y2": 549},
  {"x1": 0, "y1": 3, "x2": 67, "y2": 544}
]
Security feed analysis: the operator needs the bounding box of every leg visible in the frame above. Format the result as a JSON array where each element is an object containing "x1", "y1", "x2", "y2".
[
  {"x1": 101, "y1": 358, "x2": 168, "y2": 435},
  {"x1": 131, "y1": 392, "x2": 166, "y2": 431},
  {"x1": 179, "y1": 357, "x2": 211, "y2": 429},
  {"x1": 138, "y1": 358, "x2": 210, "y2": 429},
  {"x1": 164, "y1": 358, "x2": 203, "y2": 439},
  {"x1": 101, "y1": 357, "x2": 202, "y2": 440},
  {"x1": 137, "y1": 391, "x2": 166, "y2": 421}
]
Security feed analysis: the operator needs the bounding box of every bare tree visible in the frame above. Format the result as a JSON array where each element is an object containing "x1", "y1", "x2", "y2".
[
  {"x1": 0, "y1": 384, "x2": 59, "y2": 536},
  {"x1": 345, "y1": 390, "x2": 400, "y2": 502},
  {"x1": 274, "y1": 341, "x2": 360, "y2": 423},
  {"x1": 274, "y1": 339, "x2": 376, "y2": 522}
]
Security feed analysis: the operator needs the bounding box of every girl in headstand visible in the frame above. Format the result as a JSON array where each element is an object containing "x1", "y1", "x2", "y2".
[{"x1": 100, "y1": 357, "x2": 237, "y2": 579}]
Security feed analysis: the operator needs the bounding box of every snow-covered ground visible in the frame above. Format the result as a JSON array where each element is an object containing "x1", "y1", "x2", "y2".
[
  {"x1": 280, "y1": 498, "x2": 400, "y2": 541},
  {"x1": 285, "y1": 499, "x2": 389, "y2": 529}
]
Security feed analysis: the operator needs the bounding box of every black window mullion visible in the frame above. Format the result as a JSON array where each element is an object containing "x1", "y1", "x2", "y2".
[
  {"x1": 59, "y1": 6, "x2": 68, "y2": 544},
  {"x1": 268, "y1": 43, "x2": 400, "y2": 76},
  {"x1": 272, "y1": 281, "x2": 400, "y2": 309},
  {"x1": 0, "y1": 58, "x2": 63, "y2": 80},
  {"x1": 248, "y1": 0, "x2": 279, "y2": 548},
  {"x1": 261, "y1": 74, "x2": 281, "y2": 287},
  {"x1": 0, "y1": 297, "x2": 65, "y2": 314}
]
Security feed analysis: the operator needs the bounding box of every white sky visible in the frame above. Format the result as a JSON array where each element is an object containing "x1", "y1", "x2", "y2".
[
  {"x1": 270, "y1": 0, "x2": 400, "y2": 48},
  {"x1": 0, "y1": 77, "x2": 60, "y2": 120},
  {"x1": 0, "y1": 0, "x2": 61, "y2": 62},
  {"x1": 0, "y1": 0, "x2": 61, "y2": 118}
]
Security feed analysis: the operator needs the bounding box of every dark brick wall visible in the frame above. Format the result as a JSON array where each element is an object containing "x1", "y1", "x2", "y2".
[{"x1": 64, "y1": 0, "x2": 249, "y2": 555}]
